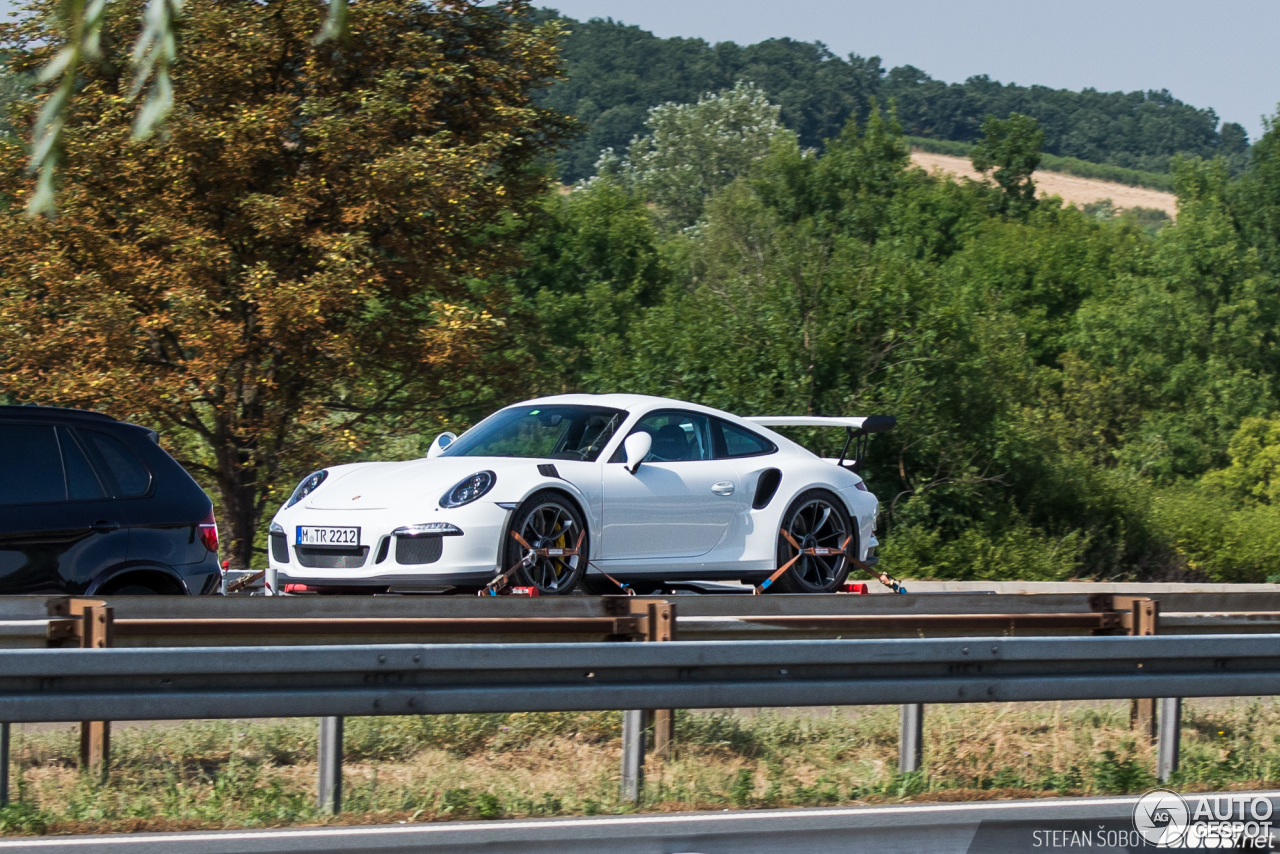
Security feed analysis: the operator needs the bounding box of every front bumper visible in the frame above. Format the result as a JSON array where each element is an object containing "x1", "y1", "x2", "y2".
[{"x1": 270, "y1": 502, "x2": 511, "y2": 589}]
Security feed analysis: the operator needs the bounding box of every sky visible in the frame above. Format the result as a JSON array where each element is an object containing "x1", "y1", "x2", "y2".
[{"x1": 546, "y1": 0, "x2": 1279, "y2": 142}]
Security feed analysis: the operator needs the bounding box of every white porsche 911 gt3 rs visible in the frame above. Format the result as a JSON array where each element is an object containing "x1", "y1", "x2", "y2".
[{"x1": 267, "y1": 394, "x2": 894, "y2": 595}]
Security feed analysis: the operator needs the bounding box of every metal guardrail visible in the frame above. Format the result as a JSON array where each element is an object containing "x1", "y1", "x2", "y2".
[
  {"x1": 0, "y1": 638, "x2": 1277, "y2": 849},
  {"x1": 9, "y1": 590, "x2": 1280, "y2": 648},
  {"x1": 2, "y1": 588, "x2": 1278, "y2": 816},
  {"x1": 4, "y1": 792, "x2": 1276, "y2": 854},
  {"x1": 1, "y1": 634, "x2": 1276, "y2": 722}
]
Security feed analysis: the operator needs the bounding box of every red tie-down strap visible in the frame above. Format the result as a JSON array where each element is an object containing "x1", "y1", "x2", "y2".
[
  {"x1": 755, "y1": 529, "x2": 908, "y2": 594},
  {"x1": 479, "y1": 529, "x2": 586, "y2": 597}
]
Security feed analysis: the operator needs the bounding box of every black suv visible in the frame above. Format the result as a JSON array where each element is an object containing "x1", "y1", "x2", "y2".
[{"x1": 0, "y1": 406, "x2": 221, "y2": 595}]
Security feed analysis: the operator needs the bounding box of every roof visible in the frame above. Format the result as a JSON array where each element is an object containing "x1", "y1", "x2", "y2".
[
  {"x1": 517, "y1": 393, "x2": 706, "y2": 411},
  {"x1": 0, "y1": 405, "x2": 117, "y2": 422}
]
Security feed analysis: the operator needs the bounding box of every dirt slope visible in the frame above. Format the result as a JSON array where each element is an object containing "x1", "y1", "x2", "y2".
[{"x1": 910, "y1": 150, "x2": 1178, "y2": 218}]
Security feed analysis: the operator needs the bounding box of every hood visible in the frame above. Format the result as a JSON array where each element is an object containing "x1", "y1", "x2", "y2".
[{"x1": 305, "y1": 456, "x2": 533, "y2": 510}]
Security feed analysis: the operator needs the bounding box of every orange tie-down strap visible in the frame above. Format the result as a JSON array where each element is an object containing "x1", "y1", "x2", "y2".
[
  {"x1": 754, "y1": 530, "x2": 908, "y2": 594},
  {"x1": 480, "y1": 529, "x2": 585, "y2": 597}
]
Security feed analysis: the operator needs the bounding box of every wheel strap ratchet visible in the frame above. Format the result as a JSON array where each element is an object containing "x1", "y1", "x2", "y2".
[
  {"x1": 753, "y1": 531, "x2": 853, "y2": 594},
  {"x1": 479, "y1": 529, "x2": 585, "y2": 596}
]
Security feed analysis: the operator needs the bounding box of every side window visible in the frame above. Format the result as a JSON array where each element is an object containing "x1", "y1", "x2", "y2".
[
  {"x1": 81, "y1": 430, "x2": 152, "y2": 497},
  {"x1": 0, "y1": 424, "x2": 66, "y2": 505},
  {"x1": 629, "y1": 411, "x2": 715, "y2": 463},
  {"x1": 716, "y1": 419, "x2": 776, "y2": 459},
  {"x1": 58, "y1": 428, "x2": 106, "y2": 500}
]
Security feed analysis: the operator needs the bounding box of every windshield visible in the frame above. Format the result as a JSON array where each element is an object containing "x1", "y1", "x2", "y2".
[{"x1": 442, "y1": 405, "x2": 626, "y2": 462}]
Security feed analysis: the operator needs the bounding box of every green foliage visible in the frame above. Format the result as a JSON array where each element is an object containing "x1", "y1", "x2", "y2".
[
  {"x1": 601, "y1": 81, "x2": 795, "y2": 227},
  {"x1": 0, "y1": 801, "x2": 48, "y2": 835},
  {"x1": 538, "y1": 11, "x2": 1248, "y2": 183},
  {"x1": 506, "y1": 80, "x2": 1280, "y2": 582},
  {"x1": 970, "y1": 113, "x2": 1045, "y2": 216},
  {"x1": 1203, "y1": 415, "x2": 1280, "y2": 505},
  {"x1": 1090, "y1": 744, "x2": 1151, "y2": 794}
]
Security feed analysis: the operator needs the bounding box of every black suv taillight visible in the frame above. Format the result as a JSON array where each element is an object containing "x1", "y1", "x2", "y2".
[{"x1": 198, "y1": 509, "x2": 219, "y2": 553}]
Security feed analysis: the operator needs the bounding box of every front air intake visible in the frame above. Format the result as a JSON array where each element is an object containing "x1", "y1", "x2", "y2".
[
  {"x1": 270, "y1": 532, "x2": 290, "y2": 563},
  {"x1": 396, "y1": 535, "x2": 443, "y2": 565},
  {"x1": 295, "y1": 546, "x2": 369, "y2": 568}
]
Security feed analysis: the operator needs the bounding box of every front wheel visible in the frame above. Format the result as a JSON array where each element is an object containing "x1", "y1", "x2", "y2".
[
  {"x1": 502, "y1": 491, "x2": 588, "y2": 595},
  {"x1": 767, "y1": 489, "x2": 854, "y2": 594}
]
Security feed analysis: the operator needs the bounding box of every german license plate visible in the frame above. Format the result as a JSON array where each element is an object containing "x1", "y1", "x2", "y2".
[{"x1": 297, "y1": 526, "x2": 360, "y2": 546}]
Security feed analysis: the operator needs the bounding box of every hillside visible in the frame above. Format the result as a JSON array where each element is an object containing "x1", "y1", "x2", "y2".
[
  {"x1": 538, "y1": 9, "x2": 1250, "y2": 183},
  {"x1": 910, "y1": 150, "x2": 1178, "y2": 218}
]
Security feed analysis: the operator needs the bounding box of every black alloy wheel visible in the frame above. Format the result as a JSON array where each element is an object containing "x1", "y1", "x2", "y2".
[
  {"x1": 768, "y1": 489, "x2": 854, "y2": 593},
  {"x1": 503, "y1": 491, "x2": 588, "y2": 595}
]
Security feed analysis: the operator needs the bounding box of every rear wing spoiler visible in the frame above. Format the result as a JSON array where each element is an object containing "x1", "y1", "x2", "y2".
[{"x1": 745, "y1": 415, "x2": 896, "y2": 473}]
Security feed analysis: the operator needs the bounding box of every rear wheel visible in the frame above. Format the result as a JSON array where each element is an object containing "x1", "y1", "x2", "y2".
[
  {"x1": 502, "y1": 491, "x2": 588, "y2": 595},
  {"x1": 99, "y1": 579, "x2": 167, "y2": 595},
  {"x1": 768, "y1": 490, "x2": 853, "y2": 594}
]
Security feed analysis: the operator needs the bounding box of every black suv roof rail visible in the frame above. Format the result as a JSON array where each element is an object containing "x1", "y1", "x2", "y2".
[{"x1": 0, "y1": 404, "x2": 117, "y2": 422}]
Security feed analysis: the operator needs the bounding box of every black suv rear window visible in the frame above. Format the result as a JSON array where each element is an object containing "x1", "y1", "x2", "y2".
[
  {"x1": 82, "y1": 430, "x2": 152, "y2": 497},
  {"x1": 0, "y1": 424, "x2": 65, "y2": 505}
]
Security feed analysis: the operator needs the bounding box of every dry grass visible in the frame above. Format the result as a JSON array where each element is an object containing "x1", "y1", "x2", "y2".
[
  {"x1": 909, "y1": 151, "x2": 1179, "y2": 217},
  {"x1": 3, "y1": 700, "x2": 1280, "y2": 836}
]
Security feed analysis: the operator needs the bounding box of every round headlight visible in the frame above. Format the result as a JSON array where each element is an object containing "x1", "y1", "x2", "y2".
[
  {"x1": 287, "y1": 470, "x2": 329, "y2": 507},
  {"x1": 440, "y1": 471, "x2": 495, "y2": 508}
]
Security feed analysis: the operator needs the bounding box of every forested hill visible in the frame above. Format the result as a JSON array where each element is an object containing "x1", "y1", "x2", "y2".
[{"x1": 537, "y1": 10, "x2": 1251, "y2": 183}]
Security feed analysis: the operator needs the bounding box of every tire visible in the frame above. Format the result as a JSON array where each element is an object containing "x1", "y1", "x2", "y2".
[
  {"x1": 767, "y1": 489, "x2": 854, "y2": 594},
  {"x1": 102, "y1": 582, "x2": 163, "y2": 595},
  {"x1": 502, "y1": 491, "x2": 589, "y2": 595}
]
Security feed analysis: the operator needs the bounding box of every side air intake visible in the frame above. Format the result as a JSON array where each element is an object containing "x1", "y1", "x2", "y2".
[{"x1": 753, "y1": 469, "x2": 783, "y2": 510}]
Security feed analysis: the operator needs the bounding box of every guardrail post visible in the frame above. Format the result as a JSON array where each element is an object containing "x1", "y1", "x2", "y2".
[
  {"x1": 0, "y1": 722, "x2": 9, "y2": 807},
  {"x1": 78, "y1": 604, "x2": 113, "y2": 778},
  {"x1": 1121, "y1": 597, "x2": 1159, "y2": 742},
  {"x1": 317, "y1": 716, "x2": 343, "y2": 814},
  {"x1": 1157, "y1": 697, "x2": 1181, "y2": 782},
  {"x1": 899, "y1": 703, "x2": 924, "y2": 774},
  {"x1": 646, "y1": 602, "x2": 676, "y2": 755},
  {"x1": 619, "y1": 601, "x2": 673, "y2": 801},
  {"x1": 620, "y1": 708, "x2": 645, "y2": 802}
]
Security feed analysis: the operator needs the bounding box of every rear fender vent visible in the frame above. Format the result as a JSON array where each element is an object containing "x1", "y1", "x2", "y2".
[
  {"x1": 537, "y1": 464, "x2": 561, "y2": 479},
  {"x1": 753, "y1": 469, "x2": 783, "y2": 510}
]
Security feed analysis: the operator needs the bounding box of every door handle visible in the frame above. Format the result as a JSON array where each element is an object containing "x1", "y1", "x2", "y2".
[
  {"x1": 91, "y1": 521, "x2": 121, "y2": 533},
  {"x1": 711, "y1": 481, "x2": 736, "y2": 496}
]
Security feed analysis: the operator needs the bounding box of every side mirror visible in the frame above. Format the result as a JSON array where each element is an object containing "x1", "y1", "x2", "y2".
[
  {"x1": 427, "y1": 432, "x2": 457, "y2": 459},
  {"x1": 623, "y1": 432, "x2": 651, "y2": 474}
]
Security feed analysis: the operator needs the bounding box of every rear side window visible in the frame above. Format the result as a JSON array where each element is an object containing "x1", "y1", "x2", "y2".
[
  {"x1": 716, "y1": 420, "x2": 776, "y2": 458},
  {"x1": 0, "y1": 424, "x2": 66, "y2": 505},
  {"x1": 58, "y1": 427, "x2": 106, "y2": 500},
  {"x1": 81, "y1": 430, "x2": 152, "y2": 497}
]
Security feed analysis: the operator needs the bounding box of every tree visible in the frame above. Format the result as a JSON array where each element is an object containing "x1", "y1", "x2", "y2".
[
  {"x1": 604, "y1": 81, "x2": 795, "y2": 228},
  {"x1": 970, "y1": 112, "x2": 1045, "y2": 216},
  {"x1": 0, "y1": 0, "x2": 571, "y2": 566}
]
